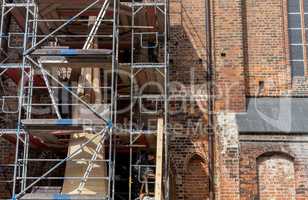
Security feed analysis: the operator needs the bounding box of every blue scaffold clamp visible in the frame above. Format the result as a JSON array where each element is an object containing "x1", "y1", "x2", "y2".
[
  {"x1": 107, "y1": 120, "x2": 113, "y2": 129},
  {"x1": 11, "y1": 195, "x2": 16, "y2": 200},
  {"x1": 63, "y1": 85, "x2": 69, "y2": 91}
]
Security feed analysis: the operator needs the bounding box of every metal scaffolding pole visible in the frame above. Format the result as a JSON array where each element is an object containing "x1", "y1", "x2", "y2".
[
  {"x1": 0, "y1": 0, "x2": 116, "y2": 199},
  {"x1": 12, "y1": 0, "x2": 34, "y2": 198},
  {"x1": 128, "y1": 0, "x2": 169, "y2": 199},
  {"x1": 0, "y1": 0, "x2": 169, "y2": 199},
  {"x1": 15, "y1": 128, "x2": 108, "y2": 198}
]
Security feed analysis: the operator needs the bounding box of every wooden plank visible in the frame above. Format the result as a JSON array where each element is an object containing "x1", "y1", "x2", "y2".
[
  {"x1": 62, "y1": 133, "x2": 108, "y2": 195},
  {"x1": 62, "y1": 17, "x2": 107, "y2": 194},
  {"x1": 155, "y1": 118, "x2": 164, "y2": 200}
]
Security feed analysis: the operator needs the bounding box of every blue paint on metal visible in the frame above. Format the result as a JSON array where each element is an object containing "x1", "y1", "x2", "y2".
[
  {"x1": 56, "y1": 119, "x2": 74, "y2": 126},
  {"x1": 16, "y1": 124, "x2": 22, "y2": 135},
  {"x1": 63, "y1": 85, "x2": 69, "y2": 91},
  {"x1": 68, "y1": 17, "x2": 75, "y2": 24},
  {"x1": 11, "y1": 194, "x2": 16, "y2": 200},
  {"x1": 107, "y1": 120, "x2": 113, "y2": 129},
  {"x1": 53, "y1": 194, "x2": 71, "y2": 200},
  {"x1": 60, "y1": 49, "x2": 78, "y2": 56}
]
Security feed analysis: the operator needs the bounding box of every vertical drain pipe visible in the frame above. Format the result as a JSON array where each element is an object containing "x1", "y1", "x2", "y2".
[{"x1": 205, "y1": 0, "x2": 215, "y2": 199}]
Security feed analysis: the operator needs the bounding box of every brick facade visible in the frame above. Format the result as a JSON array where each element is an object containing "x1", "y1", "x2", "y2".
[
  {"x1": 244, "y1": 0, "x2": 291, "y2": 97},
  {"x1": 257, "y1": 154, "x2": 295, "y2": 200},
  {"x1": 215, "y1": 113, "x2": 240, "y2": 200},
  {"x1": 239, "y1": 134, "x2": 308, "y2": 200},
  {"x1": 183, "y1": 154, "x2": 209, "y2": 200},
  {"x1": 0, "y1": 138, "x2": 15, "y2": 199},
  {"x1": 213, "y1": 0, "x2": 246, "y2": 112},
  {"x1": 168, "y1": 0, "x2": 210, "y2": 199}
]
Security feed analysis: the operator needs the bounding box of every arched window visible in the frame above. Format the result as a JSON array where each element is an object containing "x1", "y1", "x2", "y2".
[
  {"x1": 184, "y1": 155, "x2": 209, "y2": 200},
  {"x1": 288, "y1": 0, "x2": 308, "y2": 77},
  {"x1": 257, "y1": 153, "x2": 296, "y2": 200}
]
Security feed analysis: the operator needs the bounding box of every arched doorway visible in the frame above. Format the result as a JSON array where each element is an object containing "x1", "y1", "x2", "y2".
[
  {"x1": 257, "y1": 153, "x2": 296, "y2": 200},
  {"x1": 184, "y1": 154, "x2": 209, "y2": 200}
]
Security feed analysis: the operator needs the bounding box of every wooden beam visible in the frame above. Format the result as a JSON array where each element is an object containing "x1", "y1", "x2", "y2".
[{"x1": 155, "y1": 118, "x2": 164, "y2": 200}]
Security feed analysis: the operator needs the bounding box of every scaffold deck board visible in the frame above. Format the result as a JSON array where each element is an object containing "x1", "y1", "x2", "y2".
[
  {"x1": 22, "y1": 119, "x2": 105, "y2": 131},
  {"x1": 21, "y1": 193, "x2": 107, "y2": 200},
  {"x1": 32, "y1": 48, "x2": 112, "y2": 57}
]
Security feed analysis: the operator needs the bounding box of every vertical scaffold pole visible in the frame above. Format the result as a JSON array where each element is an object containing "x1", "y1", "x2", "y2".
[
  {"x1": 129, "y1": 1, "x2": 135, "y2": 199},
  {"x1": 12, "y1": 0, "x2": 31, "y2": 197},
  {"x1": 164, "y1": 0, "x2": 170, "y2": 199}
]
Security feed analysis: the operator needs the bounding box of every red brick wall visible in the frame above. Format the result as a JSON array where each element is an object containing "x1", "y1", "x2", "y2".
[
  {"x1": 136, "y1": 0, "x2": 308, "y2": 111},
  {"x1": 0, "y1": 55, "x2": 19, "y2": 199},
  {"x1": 6, "y1": 18, "x2": 23, "y2": 63},
  {"x1": 213, "y1": 0, "x2": 246, "y2": 112},
  {"x1": 169, "y1": 136, "x2": 209, "y2": 199},
  {"x1": 168, "y1": 0, "x2": 210, "y2": 199},
  {"x1": 169, "y1": 0, "x2": 207, "y2": 90},
  {"x1": 0, "y1": 144, "x2": 66, "y2": 199},
  {"x1": 214, "y1": 1, "x2": 308, "y2": 197},
  {"x1": 244, "y1": 0, "x2": 291, "y2": 96},
  {"x1": 239, "y1": 134, "x2": 308, "y2": 200},
  {"x1": 215, "y1": 113, "x2": 240, "y2": 200},
  {"x1": 211, "y1": 0, "x2": 308, "y2": 105},
  {"x1": 184, "y1": 155, "x2": 209, "y2": 200},
  {"x1": 0, "y1": 138, "x2": 15, "y2": 199},
  {"x1": 258, "y1": 154, "x2": 296, "y2": 200},
  {"x1": 242, "y1": 0, "x2": 308, "y2": 96}
]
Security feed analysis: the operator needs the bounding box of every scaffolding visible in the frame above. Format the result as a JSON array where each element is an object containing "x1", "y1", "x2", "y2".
[{"x1": 0, "y1": 0, "x2": 169, "y2": 199}]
